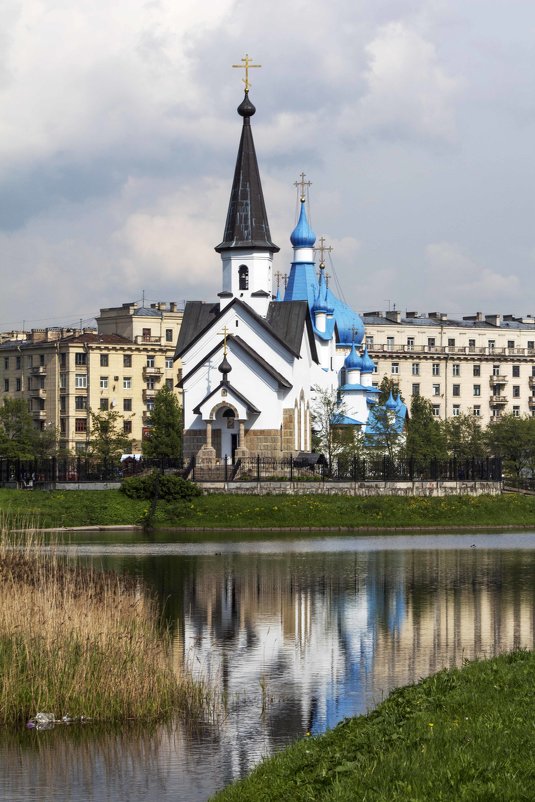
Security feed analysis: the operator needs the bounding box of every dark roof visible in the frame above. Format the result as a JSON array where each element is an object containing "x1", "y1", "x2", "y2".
[
  {"x1": 60, "y1": 333, "x2": 132, "y2": 345},
  {"x1": 215, "y1": 92, "x2": 279, "y2": 253},
  {"x1": 175, "y1": 302, "x2": 219, "y2": 359},
  {"x1": 193, "y1": 381, "x2": 260, "y2": 415},
  {"x1": 266, "y1": 300, "x2": 319, "y2": 363}
]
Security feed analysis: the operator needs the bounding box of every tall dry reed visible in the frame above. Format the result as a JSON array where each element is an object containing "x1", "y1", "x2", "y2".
[{"x1": 0, "y1": 519, "x2": 204, "y2": 724}]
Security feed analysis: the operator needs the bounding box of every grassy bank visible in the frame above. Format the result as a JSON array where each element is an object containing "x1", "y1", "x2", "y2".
[
  {"x1": 212, "y1": 650, "x2": 535, "y2": 801},
  {"x1": 0, "y1": 488, "x2": 534, "y2": 531},
  {"x1": 0, "y1": 523, "x2": 204, "y2": 724}
]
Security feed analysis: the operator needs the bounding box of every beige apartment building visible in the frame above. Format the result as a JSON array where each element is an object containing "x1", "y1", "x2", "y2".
[
  {"x1": 0, "y1": 302, "x2": 183, "y2": 454},
  {"x1": 363, "y1": 311, "x2": 535, "y2": 425}
]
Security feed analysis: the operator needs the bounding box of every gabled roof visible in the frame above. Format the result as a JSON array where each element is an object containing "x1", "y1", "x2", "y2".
[
  {"x1": 193, "y1": 381, "x2": 260, "y2": 415},
  {"x1": 175, "y1": 297, "x2": 317, "y2": 363},
  {"x1": 179, "y1": 334, "x2": 292, "y2": 390}
]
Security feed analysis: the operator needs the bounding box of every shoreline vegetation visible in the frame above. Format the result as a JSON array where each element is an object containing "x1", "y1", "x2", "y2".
[
  {"x1": 0, "y1": 521, "x2": 205, "y2": 726},
  {"x1": 211, "y1": 650, "x2": 535, "y2": 802},
  {"x1": 0, "y1": 488, "x2": 534, "y2": 532}
]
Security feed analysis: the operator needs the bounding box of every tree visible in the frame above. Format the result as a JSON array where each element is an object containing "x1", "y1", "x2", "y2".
[
  {"x1": 311, "y1": 385, "x2": 364, "y2": 469},
  {"x1": 0, "y1": 398, "x2": 38, "y2": 459},
  {"x1": 377, "y1": 375, "x2": 403, "y2": 405},
  {"x1": 442, "y1": 414, "x2": 486, "y2": 462},
  {"x1": 405, "y1": 396, "x2": 447, "y2": 466},
  {"x1": 88, "y1": 409, "x2": 132, "y2": 463},
  {"x1": 364, "y1": 403, "x2": 405, "y2": 461},
  {"x1": 142, "y1": 386, "x2": 182, "y2": 459},
  {"x1": 485, "y1": 414, "x2": 535, "y2": 480}
]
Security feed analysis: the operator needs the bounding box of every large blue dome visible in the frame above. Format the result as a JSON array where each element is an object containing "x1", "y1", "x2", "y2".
[{"x1": 290, "y1": 199, "x2": 316, "y2": 249}]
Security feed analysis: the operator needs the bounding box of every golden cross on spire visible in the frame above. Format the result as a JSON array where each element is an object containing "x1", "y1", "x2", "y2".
[
  {"x1": 294, "y1": 172, "x2": 312, "y2": 201},
  {"x1": 315, "y1": 236, "x2": 333, "y2": 268},
  {"x1": 218, "y1": 325, "x2": 231, "y2": 356},
  {"x1": 232, "y1": 53, "x2": 261, "y2": 92}
]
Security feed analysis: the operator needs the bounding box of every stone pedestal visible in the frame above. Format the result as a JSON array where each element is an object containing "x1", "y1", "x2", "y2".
[{"x1": 196, "y1": 445, "x2": 217, "y2": 467}]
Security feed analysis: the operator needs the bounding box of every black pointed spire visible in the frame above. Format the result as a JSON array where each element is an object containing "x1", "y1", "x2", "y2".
[{"x1": 215, "y1": 92, "x2": 279, "y2": 253}]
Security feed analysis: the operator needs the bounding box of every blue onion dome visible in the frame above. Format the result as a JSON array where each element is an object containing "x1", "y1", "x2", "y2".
[
  {"x1": 344, "y1": 342, "x2": 363, "y2": 371},
  {"x1": 360, "y1": 346, "x2": 376, "y2": 374},
  {"x1": 237, "y1": 92, "x2": 256, "y2": 118},
  {"x1": 290, "y1": 199, "x2": 316, "y2": 248},
  {"x1": 385, "y1": 390, "x2": 398, "y2": 410},
  {"x1": 312, "y1": 270, "x2": 333, "y2": 313}
]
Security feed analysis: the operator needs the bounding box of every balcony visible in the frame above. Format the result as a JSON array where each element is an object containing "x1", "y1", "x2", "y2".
[
  {"x1": 135, "y1": 335, "x2": 161, "y2": 345},
  {"x1": 490, "y1": 395, "x2": 507, "y2": 405},
  {"x1": 142, "y1": 389, "x2": 157, "y2": 401},
  {"x1": 143, "y1": 366, "x2": 163, "y2": 379},
  {"x1": 490, "y1": 375, "x2": 508, "y2": 384},
  {"x1": 31, "y1": 388, "x2": 47, "y2": 399},
  {"x1": 31, "y1": 409, "x2": 47, "y2": 419},
  {"x1": 529, "y1": 397, "x2": 535, "y2": 408},
  {"x1": 529, "y1": 376, "x2": 535, "y2": 388},
  {"x1": 31, "y1": 366, "x2": 47, "y2": 375}
]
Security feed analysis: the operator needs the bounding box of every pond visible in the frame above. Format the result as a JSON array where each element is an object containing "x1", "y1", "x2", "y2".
[{"x1": 2, "y1": 531, "x2": 535, "y2": 802}]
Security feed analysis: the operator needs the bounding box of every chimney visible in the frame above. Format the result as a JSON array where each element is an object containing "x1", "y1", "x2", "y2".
[
  {"x1": 385, "y1": 310, "x2": 401, "y2": 323},
  {"x1": 169, "y1": 302, "x2": 177, "y2": 312},
  {"x1": 485, "y1": 314, "x2": 501, "y2": 327}
]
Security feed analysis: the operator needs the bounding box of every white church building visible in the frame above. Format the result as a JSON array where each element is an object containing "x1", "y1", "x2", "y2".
[{"x1": 175, "y1": 86, "x2": 406, "y2": 464}]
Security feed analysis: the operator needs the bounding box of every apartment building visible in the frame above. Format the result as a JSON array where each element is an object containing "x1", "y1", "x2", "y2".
[
  {"x1": 0, "y1": 301, "x2": 183, "y2": 453},
  {"x1": 363, "y1": 311, "x2": 535, "y2": 426}
]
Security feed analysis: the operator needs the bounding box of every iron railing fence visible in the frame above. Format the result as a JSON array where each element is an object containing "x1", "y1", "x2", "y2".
[{"x1": 0, "y1": 455, "x2": 502, "y2": 486}]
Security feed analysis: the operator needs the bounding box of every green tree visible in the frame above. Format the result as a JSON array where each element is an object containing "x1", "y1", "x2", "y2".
[
  {"x1": 485, "y1": 414, "x2": 535, "y2": 480},
  {"x1": 377, "y1": 375, "x2": 403, "y2": 405},
  {"x1": 405, "y1": 395, "x2": 447, "y2": 465},
  {"x1": 88, "y1": 409, "x2": 132, "y2": 463},
  {"x1": 311, "y1": 385, "x2": 364, "y2": 469},
  {"x1": 0, "y1": 398, "x2": 38, "y2": 459},
  {"x1": 142, "y1": 386, "x2": 183, "y2": 459},
  {"x1": 364, "y1": 403, "x2": 405, "y2": 460},
  {"x1": 442, "y1": 413, "x2": 486, "y2": 462}
]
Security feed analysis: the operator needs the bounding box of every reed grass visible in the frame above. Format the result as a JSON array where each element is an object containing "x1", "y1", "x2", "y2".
[{"x1": 0, "y1": 518, "x2": 206, "y2": 725}]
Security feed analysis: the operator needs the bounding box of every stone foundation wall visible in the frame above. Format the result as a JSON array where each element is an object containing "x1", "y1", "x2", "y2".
[
  {"x1": 244, "y1": 428, "x2": 282, "y2": 457},
  {"x1": 281, "y1": 408, "x2": 295, "y2": 453},
  {"x1": 183, "y1": 430, "x2": 206, "y2": 459},
  {"x1": 198, "y1": 480, "x2": 502, "y2": 497}
]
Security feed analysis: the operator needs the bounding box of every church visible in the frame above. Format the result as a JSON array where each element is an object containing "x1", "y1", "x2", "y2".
[{"x1": 175, "y1": 75, "x2": 407, "y2": 465}]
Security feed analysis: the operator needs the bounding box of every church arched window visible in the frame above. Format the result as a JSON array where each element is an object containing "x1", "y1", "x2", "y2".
[{"x1": 238, "y1": 265, "x2": 249, "y2": 290}]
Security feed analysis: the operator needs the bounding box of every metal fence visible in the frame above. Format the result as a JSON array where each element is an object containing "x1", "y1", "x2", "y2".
[{"x1": 0, "y1": 454, "x2": 502, "y2": 486}]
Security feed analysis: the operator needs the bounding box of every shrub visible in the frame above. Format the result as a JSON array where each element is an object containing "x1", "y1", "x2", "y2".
[{"x1": 120, "y1": 471, "x2": 201, "y2": 502}]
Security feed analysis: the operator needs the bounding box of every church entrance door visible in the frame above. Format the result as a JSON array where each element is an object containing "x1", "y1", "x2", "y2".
[{"x1": 231, "y1": 434, "x2": 238, "y2": 463}]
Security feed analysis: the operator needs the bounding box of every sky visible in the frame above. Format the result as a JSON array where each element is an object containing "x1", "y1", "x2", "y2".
[{"x1": 1, "y1": 0, "x2": 535, "y2": 331}]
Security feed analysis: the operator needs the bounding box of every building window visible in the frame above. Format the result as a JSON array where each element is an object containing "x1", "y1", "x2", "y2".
[
  {"x1": 123, "y1": 354, "x2": 132, "y2": 368},
  {"x1": 123, "y1": 377, "x2": 132, "y2": 389},
  {"x1": 27, "y1": 377, "x2": 31, "y2": 391},
  {"x1": 452, "y1": 405, "x2": 460, "y2": 416},
  {"x1": 366, "y1": 335, "x2": 374, "y2": 347},
  {"x1": 452, "y1": 384, "x2": 460, "y2": 396},
  {"x1": 428, "y1": 337, "x2": 436, "y2": 348},
  {"x1": 75, "y1": 374, "x2": 87, "y2": 389},
  {"x1": 27, "y1": 356, "x2": 33, "y2": 368},
  {"x1": 432, "y1": 405, "x2": 440, "y2": 417},
  {"x1": 391, "y1": 363, "x2": 399, "y2": 375},
  {"x1": 488, "y1": 340, "x2": 495, "y2": 351},
  {"x1": 513, "y1": 406, "x2": 520, "y2": 417},
  {"x1": 448, "y1": 338, "x2": 455, "y2": 347},
  {"x1": 407, "y1": 337, "x2": 414, "y2": 350},
  {"x1": 468, "y1": 339, "x2": 476, "y2": 350},
  {"x1": 492, "y1": 408, "x2": 501, "y2": 418},
  {"x1": 412, "y1": 363, "x2": 420, "y2": 376},
  {"x1": 147, "y1": 378, "x2": 156, "y2": 390},
  {"x1": 452, "y1": 364, "x2": 460, "y2": 376},
  {"x1": 59, "y1": 373, "x2": 67, "y2": 389},
  {"x1": 473, "y1": 365, "x2": 481, "y2": 377},
  {"x1": 100, "y1": 354, "x2": 109, "y2": 367},
  {"x1": 75, "y1": 419, "x2": 87, "y2": 433},
  {"x1": 142, "y1": 328, "x2": 151, "y2": 341},
  {"x1": 473, "y1": 385, "x2": 481, "y2": 396},
  {"x1": 508, "y1": 340, "x2": 515, "y2": 350},
  {"x1": 146, "y1": 356, "x2": 155, "y2": 368},
  {"x1": 100, "y1": 398, "x2": 109, "y2": 411},
  {"x1": 238, "y1": 265, "x2": 249, "y2": 290},
  {"x1": 432, "y1": 384, "x2": 440, "y2": 396},
  {"x1": 513, "y1": 386, "x2": 520, "y2": 398},
  {"x1": 146, "y1": 399, "x2": 155, "y2": 412},
  {"x1": 165, "y1": 328, "x2": 173, "y2": 342},
  {"x1": 16, "y1": 378, "x2": 21, "y2": 392},
  {"x1": 165, "y1": 357, "x2": 173, "y2": 369},
  {"x1": 123, "y1": 420, "x2": 132, "y2": 434},
  {"x1": 60, "y1": 352, "x2": 67, "y2": 368},
  {"x1": 528, "y1": 341, "x2": 535, "y2": 351},
  {"x1": 386, "y1": 337, "x2": 394, "y2": 351},
  {"x1": 100, "y1": 377, "x2": 108, "y2": 389},
  {"x1": 75, "y1": 396, "x2": 87, "y2": 410},
  {"x1": 75, "y1": 353, "x2": 87, "y2": 365},
  {"x1": 3, "y1": 357, "x2": 8, "y2": 369},
  {"x1": 39, "y1": 354, "x2": 45, "y2": 367},
  {"x1": 473, "y1": 406, "x2": 481, "y2": 417},
  {"x1": 123, "y1": 398, "x2": 132, "y2": 412},
  {"x1": 512, "y1": 365, "x2": 520, "y2": 377},
  {"x1": 60, "y1": 419, "x2": 66, "y2": 435},
  {"x1": 3, "y1": 379, "x2": 8, "y2": 392},
  {"x1": 432, "y1": 363, "x2": 440, "y2": 376},
  {"x1": 15, "y1": 356, "x2": 21, "y2": 370},
  {"x1": 492, "y1": 365, "x2": 500, "y2": 376},
  {"x1": 166, "y1": 378, "x2": 173, "y2": 390},
  {"x1": 412, "y1": 383, "x2": 420, "y2": 396}
]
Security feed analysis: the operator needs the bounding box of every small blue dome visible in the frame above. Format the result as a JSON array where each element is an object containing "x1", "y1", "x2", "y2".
[
  {"x1": 312, "y1": 269, "x2": 333, "y2": 315},
  {"x1": 290, "y1": 199, "x2": 316, "y2": 249},
  {"x1": 344, "y1": 342, "x2": 363, "y2": 371},
  {"x1": 385, "y1": 390, "x2": 398, "y2": 410},
  {"x1": 360, "y1": 346, "x2": 376, "y2": 374}
]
